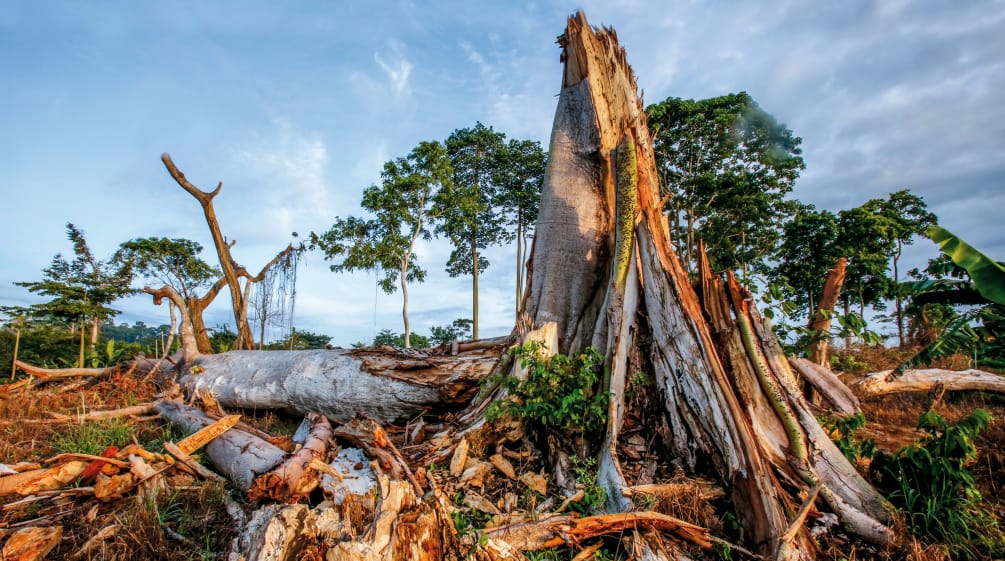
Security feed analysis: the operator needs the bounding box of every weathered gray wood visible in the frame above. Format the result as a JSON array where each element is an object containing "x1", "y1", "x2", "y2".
[
  {"x1": 155, "y1": 400, "x2": 285, "y2": 490},
  {"x1": 789, "y1": 357, "x2": 861, "y2": 416},
  {"x1": 179, "y1": 348, "x2": 497, "y2": 425},
  {"x1": 856, "y1": 368, "x2": 1005, "y2": 396}
]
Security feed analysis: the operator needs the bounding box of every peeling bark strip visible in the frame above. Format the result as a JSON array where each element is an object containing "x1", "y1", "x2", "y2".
[
  {"x1": 789, "y1": 358, "x2": 860, "y2": 416},
  {"x1": 179, "y1": 348, "x2": 498, "y2": 425}
]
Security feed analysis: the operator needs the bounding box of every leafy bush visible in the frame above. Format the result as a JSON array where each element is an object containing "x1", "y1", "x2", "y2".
[
  {"x1": 568, "y1": 455, "x2": 607, "y2": 514},
  {"x1": 819, "y1": 412, "x2": 875, "y2": 462},
  {"x1": 870, "y1": 408, "x2": 1003, "y2": 560},
  {"x1": 485, "y1": 342, "x2": 608, "y2": 436}
]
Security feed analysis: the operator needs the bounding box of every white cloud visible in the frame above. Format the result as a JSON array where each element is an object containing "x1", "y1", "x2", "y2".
[
  {"x1": 234, "y1": 117, "x2": 332, "y2": 236},
  {"x1": 374, "y1": 40, "x2": 413, "y2": 95}
]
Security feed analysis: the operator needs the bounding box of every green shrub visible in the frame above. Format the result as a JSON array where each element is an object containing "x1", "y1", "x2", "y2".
[
  {"x1": 870, "y1": 408, "x2": 1003, "y2": 560},
  {"x1": 485, "y1": 342, "x2": 608, "y2": 436},
  {"x1": 819, "y1": 412, "x2": 875, "y2": 462},
  {"x1": 568, "y1": 455, "x2": 607, "y2": 515}
]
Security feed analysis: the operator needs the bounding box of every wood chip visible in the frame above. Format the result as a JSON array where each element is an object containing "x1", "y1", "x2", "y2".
[
  {"x1": 94, "y1": 473, "x2": 136, "y2": 500},
  {"x1": 519, "y1": 471, "x2": 548, "y2": 496},
  {"x1": 464, "y1": 490, "x2": 502, "y2": 515},
  {"x1": 1, "y1": 525, "x2": 62, "y2": 561},
  {"x1": 490, "y1": 453, "x2": 517, "y2": 480},
  {"x1": 450, "y1": 438, "x2": 470, "y2": 477},
  {"x1": 176, "y1": 414, "x2": 242, "y2": 454},
  {"x1": 460, "y1": 461, "x2": 493, "y2": 488},
  {"x1": 5, "y1": 461, "x2": 87, "y2": 497}
]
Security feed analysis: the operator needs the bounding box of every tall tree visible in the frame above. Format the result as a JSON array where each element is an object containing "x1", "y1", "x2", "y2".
[
  {"x1": 834, "y1": 206, "x2": 896, "y2": 320},
  {"x1": 15, "y1": 223, "x2": 134, "y2": 366},
  {"x1": 771, "y1": 204, "x2": 841, "y2": 317},
  {"x1": 311, "y1": 141, "x2": 452, "y2": 348},
  {"x1": 118, "y1": 237, "x2": 223, "y2": 353},
  {"x1": 440, "y1": 123, "x2": 507, "y2": 340},
  {"x1": 493, "y1": 138, "x2": 547, "y2": 317},
  {"x1": 863, "y1": 190, "x2": 937, "y2": 347},
  {"x1": 646, "y1": 92, "x2": 804, "y2": 275}
]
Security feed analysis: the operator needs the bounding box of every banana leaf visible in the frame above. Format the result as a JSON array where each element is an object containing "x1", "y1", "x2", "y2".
[{"x1": 927, "y1": 225, "x2": 1005, "y2": 305}]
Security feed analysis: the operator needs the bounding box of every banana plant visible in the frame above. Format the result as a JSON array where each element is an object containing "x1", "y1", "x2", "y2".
[{"x1": 895, "y1": 227, "x2": 1005, "y2": 373}]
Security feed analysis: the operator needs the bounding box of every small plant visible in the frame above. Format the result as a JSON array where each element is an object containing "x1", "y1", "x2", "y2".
[
  {"x1": 819, "y1": 412, "x2": 875, "y2": 462},
  {"x1": 870, "y1": 408, "x2": 1004, "y2": 560},
  {"x1": 568, "y1": 455, "x2": 607, "y2": 514},
  {"x1": 485, "y1": 342, "x2": 608, "y2": 436}
]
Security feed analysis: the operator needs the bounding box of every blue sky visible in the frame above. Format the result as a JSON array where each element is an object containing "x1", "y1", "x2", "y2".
[{"x1": 2, "y1": 1, "x2": 1003, "y2": 346}]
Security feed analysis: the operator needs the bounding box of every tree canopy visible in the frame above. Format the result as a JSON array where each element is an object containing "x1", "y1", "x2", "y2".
[
  {"x1": 311, "y1": 140, "x2": 452, "y2": 348},
  {"x1": 646, "y1": 92, "x2": 804, "y2": 276}
]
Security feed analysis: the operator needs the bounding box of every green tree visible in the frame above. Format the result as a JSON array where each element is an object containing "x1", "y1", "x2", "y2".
[
  {"x1": 428, "y1": 318, "x2": 474, "y2": 346},
  {"x1": 862, "y1": 190, "x2": 937, "y2": 347},
  {"x1": 835, "y1": 206, "x2": 895, "y2": 320},
  {"x1": 15, "y1": 223, "x2": 134, "y2": 366},
  {"x1": 440, "y1": 123, "x2": 507, "y2": 340},
  {"x1": 311, "y1": 141, "x2": 452, "y2": 348},
  {"x1": 770, "y1": 204, "x2": 841, "y2": 317},
  {"x1": 265, "y1": 328, "x2": 332, "y2": 350},
  {"x1": 646, "y1": 92, "x2": 804, "y2": 275},
  {"x1": 118, "y1": 237, "x2": 223, "y2": 352},
  {"x1": 493, "y1": 138, "x2": 547, "y2": 317}
]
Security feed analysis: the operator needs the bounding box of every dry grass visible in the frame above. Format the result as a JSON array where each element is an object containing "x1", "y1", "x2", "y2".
[{"x1": 0, "y1": 375, "x2": 241, "y2": 560}]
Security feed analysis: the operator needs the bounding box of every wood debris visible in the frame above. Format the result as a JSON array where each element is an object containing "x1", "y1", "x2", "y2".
[{"x1": 1, "y1": 525, "x2": 62, "y2": 561}]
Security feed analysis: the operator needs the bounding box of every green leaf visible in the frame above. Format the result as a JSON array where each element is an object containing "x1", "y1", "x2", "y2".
[{"x1": 927, "y1": 225, "x2": 1005, "y2": 305}]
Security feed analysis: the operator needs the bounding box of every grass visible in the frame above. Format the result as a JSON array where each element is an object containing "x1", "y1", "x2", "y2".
[{"x1": 52, "y1": 418, "x2": 136, "y2": 456}]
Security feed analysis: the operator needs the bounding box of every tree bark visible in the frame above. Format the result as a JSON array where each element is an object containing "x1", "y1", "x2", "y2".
[
  {"x1": 154, "y1": 400, "x2": 286, "y2": 490},
  {"x1": 855, "y1": 368, "x2": 1005, "y2": 396},
  {"x1": 177, "y1": 347, "x2": 500, "y2": 425},
  {"x1": 513, "y1": 13, "x2": 892, "y2": 559},
  {"x1": 807, "y1": 257, "x2": 847, "y2": 366}
]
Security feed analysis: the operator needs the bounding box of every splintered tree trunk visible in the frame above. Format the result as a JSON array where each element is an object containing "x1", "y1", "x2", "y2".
[
  {"x1": 514, "y1": 13, "x2": 891, "y2": 560},
  {"x1": 807, "y1": 257, "x2": 847, "y2": 366}
]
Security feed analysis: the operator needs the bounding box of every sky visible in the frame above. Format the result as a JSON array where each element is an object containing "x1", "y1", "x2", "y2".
[{"x1": 1, "y1": 0, "x2": 1003, "y2": 347}]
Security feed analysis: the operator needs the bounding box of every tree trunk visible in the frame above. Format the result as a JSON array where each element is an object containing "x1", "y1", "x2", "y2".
[
  {"x1": 807, "y1": 257, "x2": 847, "y2": 366},
  {"x1": 514, "y1": 12, "x2": 891, "y2": 558},
  {"x1": 177, "y1": 347, "x2": 500, "y2": 425},
  {"x1": 893, "y1": 241, "x2": 904, "y2": 348},
  {"x1": 161, "y1": 154, "x2": 298, "y2": 350},
  {"x1": 166, "y1": 13, "x2": 897, "y2": 561},
  {"x1": 144, "y1": 285, "x2": 200, "y2": 362},
  {"x1": 401, "y1": 264, "x2": 411, "y2": 349},
  {"x1": 855, "y1": 368, "x2": 1005, "y2": 396},
  {"x1": 472, "y1": 237, "x2": 480, "y2": 340}
]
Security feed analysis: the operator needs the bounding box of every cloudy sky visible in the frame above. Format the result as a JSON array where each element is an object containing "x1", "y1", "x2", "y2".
[{"x1": 2, "y1": 1, "x2": 1003, "y2": 346}]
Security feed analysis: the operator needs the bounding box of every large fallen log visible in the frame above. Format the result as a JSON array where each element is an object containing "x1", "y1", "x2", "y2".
[
  {"x1": 177, "y1": 347, "x2": 501, "y2": 425},
  {"x1": 854, "y1": 368, "x2": 1005, "y2": 396}
]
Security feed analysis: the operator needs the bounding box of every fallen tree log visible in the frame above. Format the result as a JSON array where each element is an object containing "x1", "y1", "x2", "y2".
[
  {"x1": 177, "y1": 346, "x2": 500, "y2": 425},
  {"x1": 854, "y1": 368, "x2": 1005, "y2": 396},
  {"x1": 154, "y1": 400, "x2": 285, "y2": 490},
  {"x1": 13, "y1": 360, "x2": 117, "y2": 380},
  {"x1": 789, "y1": 358, "x2": 861, "y2": 416}
]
